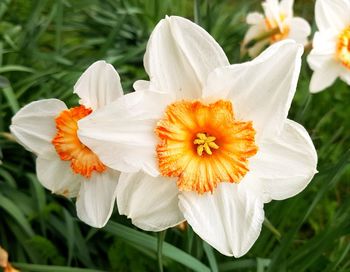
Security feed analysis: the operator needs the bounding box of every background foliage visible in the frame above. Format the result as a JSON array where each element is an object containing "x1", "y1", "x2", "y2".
[{"x1": 0, "y1": 0, "x2": 349, "y2": 271}]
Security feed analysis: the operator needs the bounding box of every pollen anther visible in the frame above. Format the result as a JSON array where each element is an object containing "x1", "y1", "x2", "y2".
[{"x1": 194, "y1": 133, "x2": 219, "y2": 156}]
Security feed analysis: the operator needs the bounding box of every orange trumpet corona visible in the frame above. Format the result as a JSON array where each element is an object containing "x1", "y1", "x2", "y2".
[
  {"x1": 155, "y1": 100, "x2": 258, "y2": 194},
  {"x1": 52, "y1": 105, "x2": 106, "y2": 178}
]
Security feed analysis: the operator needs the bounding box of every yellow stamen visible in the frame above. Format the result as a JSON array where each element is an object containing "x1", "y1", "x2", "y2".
[{"x1": 194, "y1": 133, "x2": 219, "y2": 156}]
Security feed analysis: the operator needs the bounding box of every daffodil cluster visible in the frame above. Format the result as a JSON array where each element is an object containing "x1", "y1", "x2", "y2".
[
  {"x1": 13, "y1": 4, "x2": 342, "y2": 257},
  {"x1": 243, "y1": 0, "x2": 350, "y2": 93}
]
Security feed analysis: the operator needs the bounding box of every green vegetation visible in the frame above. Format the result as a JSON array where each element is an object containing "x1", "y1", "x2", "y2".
[{"x1": 0, "y1": 0, "x2": 349, "y2": 271}]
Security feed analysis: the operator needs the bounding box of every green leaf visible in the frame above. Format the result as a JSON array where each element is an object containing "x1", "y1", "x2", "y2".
[
  {"x1": 12, "y1": 263, "x2": 106, "y2": 272},
  {"x1": 104, "y1": 221, "x2": 210, "y2": 272},
  {"x1": 0, "y1": 194, "x2": 34, "y2": 237},
  {"x1": 202, "y1": 241, "x2": 218, "y2": 272}
]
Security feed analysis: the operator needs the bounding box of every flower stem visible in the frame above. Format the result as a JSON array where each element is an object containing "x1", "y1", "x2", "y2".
[
  {"x1": 194, "y1": 0, "x2": 200, "y2": 25},
  {"x1": 157, "y1": 230, "x2": 166, "y2": 272}
]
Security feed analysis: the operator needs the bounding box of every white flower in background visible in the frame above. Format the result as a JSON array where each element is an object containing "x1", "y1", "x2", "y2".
[
  {"x1": 78, "y1": 16, "x2": 317, "y2": 257},
  {"x1": 243, "y1": 0, "x2": 311, "y2": 57},
  {"x1": 0, "y1": 246, "x2": 19, "y2": 272},
  {"x1": 10, "y1": 61, "x2": 121, "y2": 228},
  {"x1": 307, "y1": 0, "x2": 350, "y2": 93}
]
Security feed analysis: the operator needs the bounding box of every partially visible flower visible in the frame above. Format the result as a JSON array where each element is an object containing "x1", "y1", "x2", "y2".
[
  {"x1": 78, "y1": 16, "x2": 318, "y2": 257},
  {"x1": 0, "y1": 246, "x2": 20, "y2": 272},
  {"x1": 307, "y1": 0, "x2": 350, "y2": 93},
  {"x1": 242, "y1": 0, "x2": 311, "y2": 57},
  {"x1": 10, "y1": 61, "x2": 121, "y2": 228}
]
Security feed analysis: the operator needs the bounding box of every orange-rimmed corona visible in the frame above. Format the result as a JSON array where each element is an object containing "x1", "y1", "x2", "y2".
[
  {"x1": 52, "y1": 105, "x2": 106, "y2": 178},
  {"x1": 337, "y1": 26, "x2": 350, "y2": 70},
  {"x1": 155, "y1": 100, "x2": 258, "y2": 194}
]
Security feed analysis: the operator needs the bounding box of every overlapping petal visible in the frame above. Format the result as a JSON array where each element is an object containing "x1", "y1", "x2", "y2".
[
  {"x1": 203, "y1": 40, "x2": 303, "y2": 140},
  {"x1": 78, "y1": 90, "x2": 172, "y2": 176},
  {"x1": 117, "y1": 171, "x2": 184, "y2": 231},
  {"x1": 249, "y1": 119, "x2": 317, "y2": 202},
  {"x1": 76, "y1": 169, "x2": 120, "y2": 228},
  {"x1": 74, "y1": 60, "x2": 123, "y2": 110},
  {"x1": 10, "y1": 99, "x2": 67, "y2": 157},
  {"x1": 36, "y1": 153, "x2": 82, "y2": 198},
  {"x1": 144, "y1": 16, "x2": 229, "y2": 99},
  {"x1": 287, "y1": 17, "x2": 311, "y2": 45},
  {"x1": 309, "y1": 61, "x2": 341, "y2": 93},
  {"x1": 179, "y1": 183, "x2": 264, "y2": 257},
  {"x1": 307, "y1": 30, "x2": 337, "y2": 71},
  {"x1": 246, "y1": 12, "x2": 264, "y2": 25},
  {"x1": 315, "y1": 0, "x2": 350, "y2": 31},
  {"x1": 280, "y1": 0, "x2": 294, "y2": 17}
]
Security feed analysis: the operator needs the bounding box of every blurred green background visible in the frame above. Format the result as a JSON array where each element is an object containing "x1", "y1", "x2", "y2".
[{"x1": 0, "y1": 0, "x2": 349, "y2": 271}]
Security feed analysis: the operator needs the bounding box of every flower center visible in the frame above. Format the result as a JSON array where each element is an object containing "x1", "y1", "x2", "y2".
[
  {"x1": 265, "y1": 13, "x2": 289, "y2": 42},
  {"x1": 52, "y1": 105, "x2": 106, "y2": 178},
  {"x1": 193, "y1": 133, "x2": 219, "y2": 156},
  {"x1": 155, "y1": 100, "x2": 258, "y2": 194},
  {"x1": 337, "y1": 26, "x2": 350, "y2": 70}
]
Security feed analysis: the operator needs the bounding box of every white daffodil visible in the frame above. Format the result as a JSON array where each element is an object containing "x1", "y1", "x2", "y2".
[
  {"x1": 307, "y1": 0, "x2": 350, "y2": 93},
  {"x1": 10, "y1": 61, "x2": 122, "y2": 228},
  {"x1": 78, "y1": 16, "x2": 317, "y2": 257},
  {"x1": 243, "y1": 0, "x2": 311, "y2": 57}
]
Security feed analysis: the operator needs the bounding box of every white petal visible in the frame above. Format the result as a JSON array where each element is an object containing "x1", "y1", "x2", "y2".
[
  {"x1": 307, "y1": 30, "x2": 337, "y2": 71},
  {"x1": 179, "y1": 183, "x2": 264, "y2": 257},
  {"x1": 263, "y1": 0, "x2": 284, "y2": 30},
  {"x1": 117, "y1": 171, "x2": 184, "y2": 231},
  {"x1": 74, "y1": 61, "x2": 123, "y2": 110},
  {"x1": 133, "y1": 80, "x2": 151, "y2": 92},
  {"x1": 203, "y1": 40, "x2": 303, "y2": 140},
  {"x1": 287, "y1": 17, "x2": 311, "y2": 45},
  {"x1": 76, "y1": 169, "x2": 120, "y2": 228},
  {"x1": 144, "y1": 16, "x2": 229, "y2": 99},
  {"x1": 312, "y1": 30, "x2": 338, "y2": 55},
  {"x1": 36, "y1": 153, "x2": 82, "y2": 198},
  {"x1": 315, "y1": 0, "x2": 350, "y2": 31},
  {"x1": 246, "y1": 12, "x2": 264, "y2": 25},
  {"x1": 309, "y1": 60, "x2": 341, "y2": 93},
  {"x1": 280, "y1": 0, "x2": 294, "y2": 17},
  {"x1": 10, "y1": 99, "x2": 67, "y2": 157},
  {"x1": 249, "y1": 119, "x2": 317, "y2": 202},
  {"x1": 78, "y1": 90, "x2": 172, "y2": 176}
]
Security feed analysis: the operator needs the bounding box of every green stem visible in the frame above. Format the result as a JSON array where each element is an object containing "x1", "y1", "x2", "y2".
[
  {"x1": 194, "y1": 0, "x2": 200, "y2": 25},
  {"x1": 157, "y1": 230, "x2": 166, "y2": 272}
]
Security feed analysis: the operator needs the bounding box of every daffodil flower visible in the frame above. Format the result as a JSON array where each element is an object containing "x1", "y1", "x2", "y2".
[
  {"x1": 243, "y1": 0, "x2": 311, "y2": 57},
  {"x1": 10, "y1": 61, "x2": 121, "y2": 228},
  {"x1": 307, "y1": 0, "x2": 350, "y2": 93},
  {"x1": 78, "y1": 16, "x2": 318, "y2": 257},
  {"x1": 0, "y1": 246, "x2": 19, "y2": 272}
]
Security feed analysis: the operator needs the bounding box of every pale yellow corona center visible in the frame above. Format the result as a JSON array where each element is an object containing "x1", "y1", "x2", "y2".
[
  {"x1": 155, "y1": 100, "x2": 258, "y2": 194},
  {"x1": 337, "y1": 26, "x2": 350, "y2": 70},
  {"x1": 194, "y1": 133, "x2": 219, "y2": 156},
  {"x1": 265, "y1": 13, "x2": 290, "y2": 42}
]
